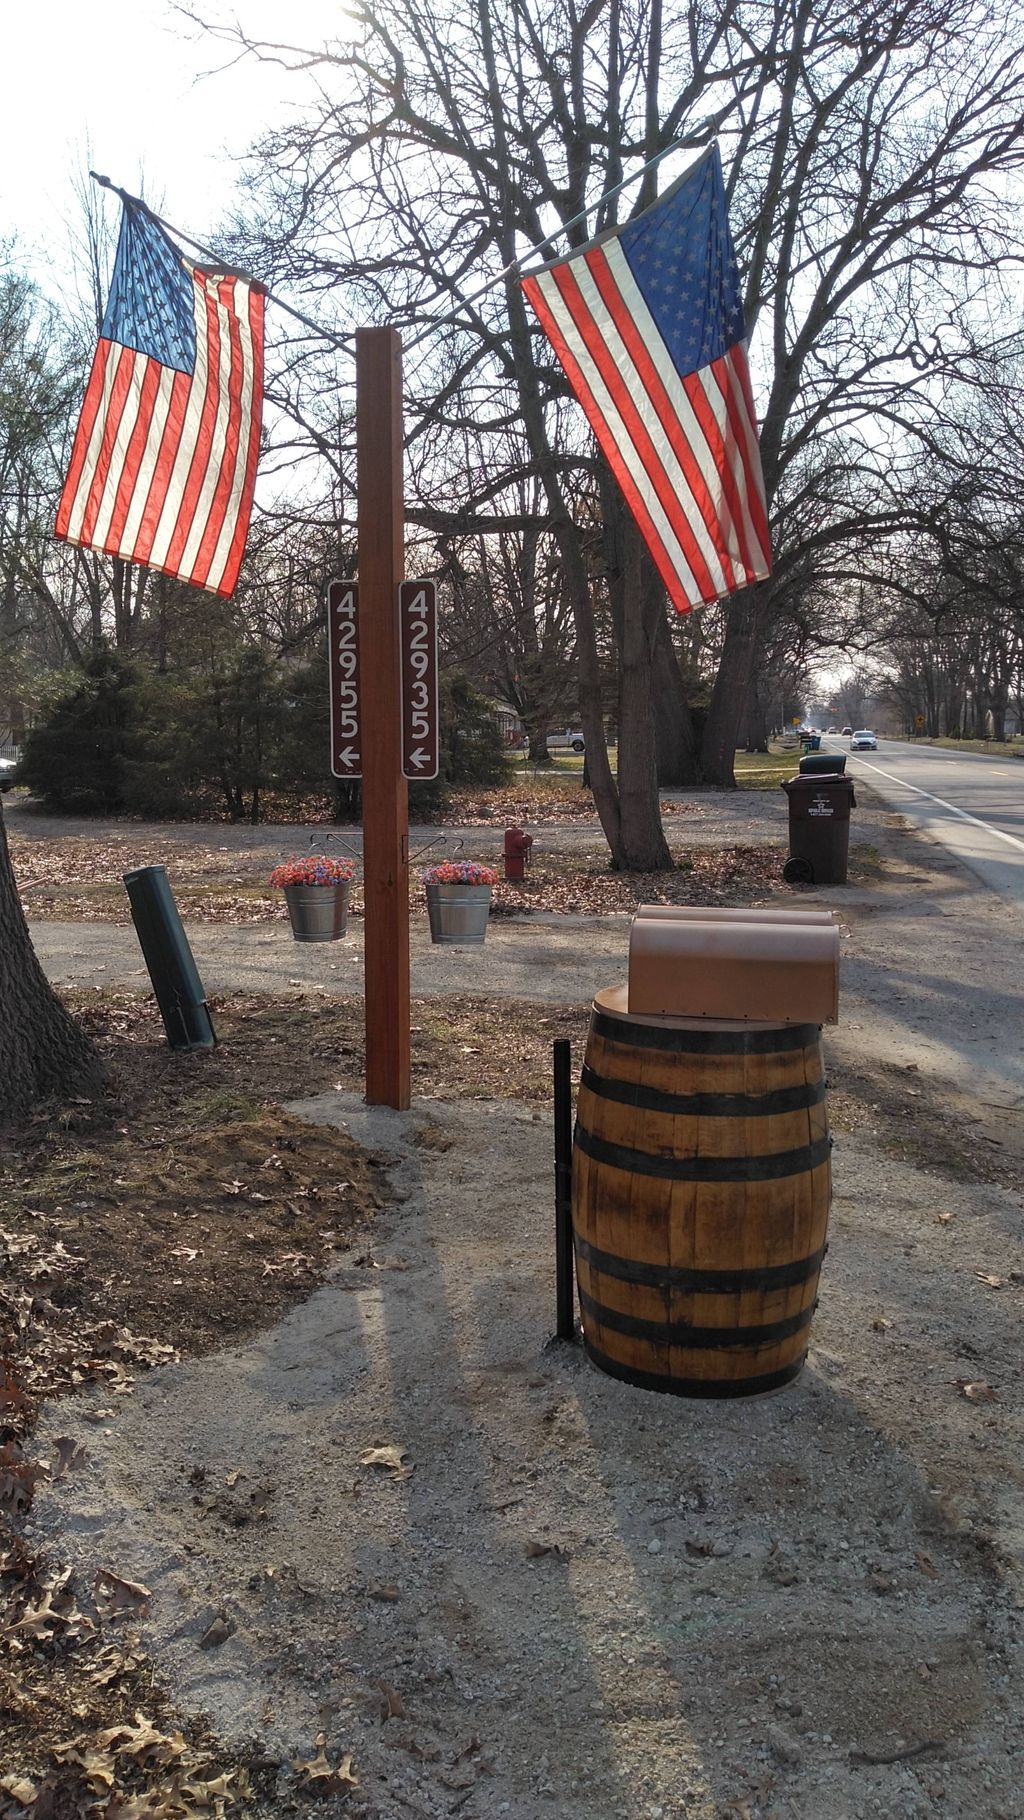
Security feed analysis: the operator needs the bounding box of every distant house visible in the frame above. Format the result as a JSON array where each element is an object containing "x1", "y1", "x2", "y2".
[{"x1": 488, "y1": 700, "x2": 525, "y2": 747}]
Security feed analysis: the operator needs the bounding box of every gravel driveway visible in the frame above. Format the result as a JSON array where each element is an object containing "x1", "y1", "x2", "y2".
[{"x1": 24, "y1": 783, "x2": 1024, "y2": 1819}]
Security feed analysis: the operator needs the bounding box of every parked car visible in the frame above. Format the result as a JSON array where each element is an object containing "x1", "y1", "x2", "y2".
[
  {"x1": 546, "y1": 728, "x2": 586, "y2": 753},
  {"x1": 850, "y1": 729, "x2": 877, "y2": 750},
  {"x1": 0, "y1": 756, "x2": 17, "y2": 792}
]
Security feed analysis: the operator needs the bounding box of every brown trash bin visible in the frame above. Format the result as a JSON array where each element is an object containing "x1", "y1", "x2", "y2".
[
  {"x1": 781, "y1": 774, "x2": 856, "y2": 884},
  {"x1": 572, "y1": 986, "x2": 831, "y2": 1399}
]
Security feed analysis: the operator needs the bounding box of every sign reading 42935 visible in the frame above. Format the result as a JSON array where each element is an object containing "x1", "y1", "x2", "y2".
[{"x1": 399, "y1": 580, "x2": 439, "y2": 781}]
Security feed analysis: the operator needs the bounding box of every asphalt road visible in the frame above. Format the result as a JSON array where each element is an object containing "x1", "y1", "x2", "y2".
[{"x1": 822, "y1": 736, "x2": 1024, "y2": 911}]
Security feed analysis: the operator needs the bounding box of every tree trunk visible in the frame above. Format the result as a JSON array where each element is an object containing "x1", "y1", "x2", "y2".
[
  {"x1": 745, "y1": 671, "x2": 770, "y2": 752},
  {"x1": 0, "y1": 802, "x2": 105, "y2": 1127},
  {"x1": 700, "y1": 584, "x2": 768, "y2": 784},
  {"x1": 650, "y1": 607, "x2": 699, "y2": 785},
  {"x1": 610, "y1": 516, "x2": 673, "y2": 870}
]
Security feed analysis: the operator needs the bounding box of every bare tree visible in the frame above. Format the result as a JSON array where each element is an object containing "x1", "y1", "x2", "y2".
[{"x1": 179, "y1": 0, "x2": 1024, "y2": 860}]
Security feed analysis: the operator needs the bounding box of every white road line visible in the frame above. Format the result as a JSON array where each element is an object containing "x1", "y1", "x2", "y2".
[{"x1": 849, "y1": 755, "x2": 1024, "y2": 855}]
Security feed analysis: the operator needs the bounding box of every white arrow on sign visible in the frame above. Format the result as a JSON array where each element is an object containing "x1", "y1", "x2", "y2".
[
  {"x1": 334, "y1": 746, "x2": 359, "y2": 768},
  {"x1": 406, "y1": 747, "x2": 431, "y2": 770}
]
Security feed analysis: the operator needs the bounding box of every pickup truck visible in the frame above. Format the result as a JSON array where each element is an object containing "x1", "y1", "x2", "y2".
[{"x1": 545, "y1": 728, "x2": 586, "y2": 753}]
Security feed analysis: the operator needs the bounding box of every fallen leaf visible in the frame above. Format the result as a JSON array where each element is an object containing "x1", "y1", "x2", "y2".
[
  {"x1": 956, "y1": 1379, "x2": 998, "y2": 1403},
  {"x1": 116, "y1": 1712, "x2": 188, "y2": 1765},
  {"x1": 199, "y1": 1612, "x2": 235, "y2": 1650},
  {"x1": 290, "y1": 1734, "x2": 359, "y2": 1792},
  {"x1": 0, "y1": 1777, "x2": 36, "y2": 1806},
  {"x1": 440, "y1": 1766, "x2": 477, "y2": 1791},
  {"x1": 0, "y1": 1367, "x2": 31, "y2": 1417},
  {"x1": 90, "y1": 1644, "x2": 142, "y2": 1687},
  {"x1": 871, "y1": 1317, "x2": 893, "y2": 1332},
  {"x1": 52, "y1": 1743, "x2": 118, "y2": 1794},
  {"x1": 51, "y1": 1435, "x2": 88, "y2": 1479},
  {"x1": 936, "y1": 1210, "x2": 956, "y2": 1224},
  {"x1": 368, "y1": 1582, "x2": 401, "y2": 1602},
  {"x1": 94, "y1": 1567, "x2": 152, "y2": 1618},
  {"x1": 359, "y1": 1445, "x2": 413, "y2": 1481},
  {"x1": 7, "y1": 1590, "x2": 61, "y2": 1641},
  {"x1": 377, "y1": 1679, "x2": 405, "y2": 1719},
  {"x1": 915, "y1": 1552, "x2": 939, "y2": 1579},
  {"x1": 0, "y1": 1443, "x2": 47, "y2": 1515},
  {"x1": 974, "y1": 1273, "x2": 1005, "y2": 1289}
]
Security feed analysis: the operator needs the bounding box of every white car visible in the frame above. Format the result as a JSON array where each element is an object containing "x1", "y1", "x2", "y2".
[
  {"x1": 0, "y1": 757, "x2": 17, "y2": 792},
  {"x1": 546, "y1": 728, "x2": 586, "y2": 753},
  {"x1": 850, "y1": 729, "x2": 877, "y2": 751}
]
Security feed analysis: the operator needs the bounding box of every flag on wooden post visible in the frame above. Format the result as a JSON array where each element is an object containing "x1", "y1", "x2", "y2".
[
  {"x1": 521, "y1": 145, "x2": 770, "y2": 614},
  {"x1": 56, "y1": 198, "x2": 264, "y2": 598}
]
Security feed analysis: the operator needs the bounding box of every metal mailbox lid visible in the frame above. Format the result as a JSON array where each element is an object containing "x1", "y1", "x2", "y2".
[
  {"x1": 627, "y1": 916, "x2": 840, "y2": 1024},
  {"x1": 633, "y1": 905, "x2": 837, "y2": 926}
]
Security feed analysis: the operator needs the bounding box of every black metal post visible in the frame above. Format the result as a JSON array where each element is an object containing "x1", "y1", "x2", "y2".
[
  {"x1": 123, "y1": 865, "x2": 216, "y2": 1052},
  {"x1": 553, "y1": 1038, "x2": 575, "y2": 1340}
]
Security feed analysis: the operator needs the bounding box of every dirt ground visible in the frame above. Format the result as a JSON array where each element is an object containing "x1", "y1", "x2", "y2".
[{"x1": 7, "y1": 784, "x2": 1024, "y2": 1819}]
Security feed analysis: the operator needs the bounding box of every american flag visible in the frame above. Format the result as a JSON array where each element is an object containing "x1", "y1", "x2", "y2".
[
  {"x1": 521, "y1": 146, "x2": 770, "y2": 614},
  {"x1": 56, "y1": 200, "x2": 264, "y2": 598}
]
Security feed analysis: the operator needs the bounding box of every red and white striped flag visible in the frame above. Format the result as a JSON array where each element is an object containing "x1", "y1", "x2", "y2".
[
  {"x1": 56, "y1": 199, "x2": 264, "y2": 598},
  {"x1": 522, "y1": 146, "x2": 770, "y2": 614}
]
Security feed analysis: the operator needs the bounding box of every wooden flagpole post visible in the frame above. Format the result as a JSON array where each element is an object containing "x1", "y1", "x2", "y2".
[{"x1": 356, "y1": 327, "x2": 411, "y2": 1109}]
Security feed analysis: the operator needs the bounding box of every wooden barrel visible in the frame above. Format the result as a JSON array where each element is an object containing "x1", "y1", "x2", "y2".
[{"x1": 572, "y1": 987, "x2": 831, "y2": 1398}]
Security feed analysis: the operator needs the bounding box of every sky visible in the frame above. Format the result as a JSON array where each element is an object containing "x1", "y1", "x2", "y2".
[{"x1": 1, "y1": 1, "x2": 336, "y2": 289}]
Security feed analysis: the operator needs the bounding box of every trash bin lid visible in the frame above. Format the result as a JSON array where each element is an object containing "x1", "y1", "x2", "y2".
[
  {"x1": 782, "y1": 773, "x2": 856, "y2": 795},
  {"x1": 798, "y1": 753, "x2": 847, "y2": 775}
]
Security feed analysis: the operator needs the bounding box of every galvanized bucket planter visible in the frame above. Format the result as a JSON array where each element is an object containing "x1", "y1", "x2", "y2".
[
  {"x1": 425, "y1": 882, "x2": 492, "y2": 945},
  {"x1": 283, "y1": 880, "x2": 350, "y2": 943}
]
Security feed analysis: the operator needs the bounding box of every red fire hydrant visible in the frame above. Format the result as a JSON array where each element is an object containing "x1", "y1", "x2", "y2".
[{"x1": 503, "y1": 826, "x2": 533, "y2": 882}]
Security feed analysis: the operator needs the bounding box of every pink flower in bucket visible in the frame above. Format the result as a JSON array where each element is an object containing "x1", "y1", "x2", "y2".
[
  {"x1": 270, "y1": 855, "x2": 355, "y2": 887},
  {"x1": 421, "y1": 860, "x2": 498, "y2": 886}
]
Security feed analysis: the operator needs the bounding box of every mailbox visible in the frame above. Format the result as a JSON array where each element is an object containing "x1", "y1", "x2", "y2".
[{"x1": 627, "y1": 906, "x2": 839, "y2": 1023}]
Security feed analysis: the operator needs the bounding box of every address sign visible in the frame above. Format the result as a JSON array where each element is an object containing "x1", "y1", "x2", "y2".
[
  {"x1": 399, "y1": 580, "x2": 439, "y2": 781},
  {"x1": 328, "y1": 579, "x2": 361, "y2": 778}
]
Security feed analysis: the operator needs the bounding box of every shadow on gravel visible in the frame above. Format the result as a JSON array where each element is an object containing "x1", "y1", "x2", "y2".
[{"x1": 28, "y1": 1097, "x2": 1024, "y2": 1820}]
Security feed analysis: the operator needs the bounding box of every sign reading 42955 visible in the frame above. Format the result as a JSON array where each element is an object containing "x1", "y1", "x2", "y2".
[
  {"x1": 328, "y1": 579, "x2": 361, "y2": 778},
  {"x1": 399, "y1": 580, "x2": 439, "y2": 781}
]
